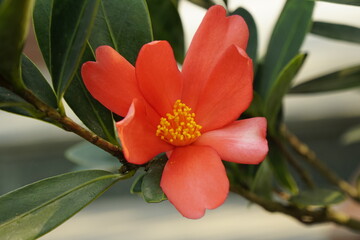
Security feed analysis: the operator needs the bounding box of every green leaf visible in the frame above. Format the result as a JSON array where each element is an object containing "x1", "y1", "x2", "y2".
[
  {"x1": 89, "y1": 0, "x2": 153, "y2": 65},
  {"x1": 341, "y1": 124, "x2": 360, "y2": 145},
  {"x1": 244, "y1": 91, "x2": 264, "y2": 117},
  {"x1": 268, "y1": 141, "x2": 299, "y2": 195},
  {"x1": 21, "y1": 55, "x2": 57, "y2": 109},
  {"x1": 311, "y1": 21, "x2": 360, "y2": 44},
  {"x1": 147, "y1": 0, "x2": 185, "y2": 63},
  {"x1": 290, "y1": 188, "x2": 346, "y2": 207},
  {"x1": 142, "y1": 159, "x2": 167, "y2": 203},
  {"x1": 0, "y1": 86, "x2": 41, "y2": 117},
  {"x1": 65, "y1": 141, "x2": 120, "y2": 171},
  {"x1": 265, "y1": 53, "x2": 307, "y2": 131},
  {"x1": 0, "y1": 170, "x2": 131, "y2": 239},
  {"x1": 187, "y1": 0, "x2": 215, "y2": 9},
  {"x1": 250, "y1": 160, "x2": 273, "y2": 200},
  {"x1": 130, "y1": 173, "x2": 145, "y2": 195},
  {"x1": 33, "y1": 0, "x2": 52, "y2": 70},
  {"x1": 65, "y1": 45, "x2": 117, "y2": 143},
  {"x1": 51, "y1": 0, "x2": 100, "y2": 100},
  {"x1": 316, "y1": 0, "x2": 360, "y2": 6},
  {"x1": 0, "y1": 0, "x2": 34, "y2": 89},
  {"x1": 256, "y1": 0, "x2": 314, "y2": 97},
  {"x1": 290, "y1": 65, "x2": 360, "y2": 94},
  {"x1": 232, "y1": 8, "x2": 258, "y2": 67},
  {"x1": 356, "y1": 175, "x2": 360, "y2": 194}
]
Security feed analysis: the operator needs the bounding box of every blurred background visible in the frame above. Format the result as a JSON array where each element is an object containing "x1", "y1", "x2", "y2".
[{"x1": 1, "y1": 0, "x2": 360, "y2": 239}]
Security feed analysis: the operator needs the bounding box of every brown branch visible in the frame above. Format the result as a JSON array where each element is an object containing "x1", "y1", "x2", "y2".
[
  {"x1": 281, "y1": 124, "x2": 360, "y2": 202},
  {"x1": 231, "y1": 184, "x2": 360, "y2": 231}
]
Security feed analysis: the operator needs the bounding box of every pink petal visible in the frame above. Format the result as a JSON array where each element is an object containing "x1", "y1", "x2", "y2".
[
  {"x1": 182, "y1": 5, "x2": 249, "y2": 108},
  {"x1": 161, "y1": 145, "x2": 229, "y2": 219},
  {"x1": 116, "y1": 99, "x2": 174, "y2": 165},
  {"x1": 195, "y1": 118, "x2": 268, "y2": 164},
  {"x1": 136, "y1": 41, "x2": 182, "y2": 116},
  {"x1": 81, "y1": 46, "x2": 143, "y2": 117},
  {"x1": 194, "y1": 45, "x2": 253, "y2": 132}
]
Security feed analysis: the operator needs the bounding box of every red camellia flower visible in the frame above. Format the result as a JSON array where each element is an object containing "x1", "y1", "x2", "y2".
[{"x1": 82, "y1": 5, "x2": 268, "y2": 219}]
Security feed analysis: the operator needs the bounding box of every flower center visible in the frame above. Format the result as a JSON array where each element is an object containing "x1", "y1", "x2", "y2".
[{"x1": 156, "y1": 100, "x2": 202, "y2": 146}]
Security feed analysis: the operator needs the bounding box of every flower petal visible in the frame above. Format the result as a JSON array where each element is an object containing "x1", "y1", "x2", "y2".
[
  {"x1": 182, "y1": 5, "x2": 249, "y2": 108},
  {"x1": 116, "y1": 99, "x2": 173, "y2": 165},
  {"x1": 81, "y1": 46, "x2": 143, "y2": 117},
  {"x1": 136, "y1": 41, "x2": 182, "y2": 116},
  {"x1": 161, "y1": 145, "x2": 229, "y2": 219},
  {"x1": 195, "y1": 45, "x2": 253, "y2": 132},
  {"x1": 195, "y1": 118, "x2": 268, "y2": 164}
]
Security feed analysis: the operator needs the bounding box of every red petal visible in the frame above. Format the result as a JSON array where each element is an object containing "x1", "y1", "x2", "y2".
[
  {"x1": 195, "y1": 45, "x2": 253, "y2": 132},
  {"x1": 81, "y1": 46, "x2": 143, "y2": 117},
  {"x1": 161, "y1": 145, "x2": 229, "y2": 219},
  {"x1": 182, "y1": 5, "x2": 249, "y2": 108},
  {"x1": 136, "y1": 41, "x2": 182, "y2": 116},
  {"x1": 116, "y1": 99, "x2": 173, "y2": 165},
  {"x1": 195, "y1": 118, "x2": 268, "y2": 164}
]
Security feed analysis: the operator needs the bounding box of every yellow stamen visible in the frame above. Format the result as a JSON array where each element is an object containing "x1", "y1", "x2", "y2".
[{"x1": 156, "y1": 100, "x2": 202, "y2": 146}]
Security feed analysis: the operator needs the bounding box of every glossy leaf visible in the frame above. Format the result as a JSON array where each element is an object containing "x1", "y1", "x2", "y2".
[
  {"x1": 311, "y1": 21, "x2": 360, "y2": 44},
  {"x1": 0, "y1": 0, "x2": 34, "y2": 89},
  {"x1": 130, "y1": 173, "x2": 145, "y2": 195},
  {"x1": 147, "y1": 0, "x2": 185, "y2": 63},
  {"x1": 65, "y1": 45, "x2": 117, "y2": 143},
  {"x1": 89, "y1": 0, "x2": 153, "y2": 65},
  {"x1": 251, "y1": 160, "x2": 273, "y2": 200},
  {"x1": 0, "y1": 170, "x2": 129, "y2": 239},
  {"x1": 265, "y1": 53, "x2": 307, "y2": 131},
  {"x1": 268, "y1": 141, "x2": 299, "y2": 195},
  {"x1": 0, "y1": 86, "x2": 40, "y2": 117},
  {"x1": 33, "y1": 0, "x2": 52, "y2": 70},
  {"x1": 290, "y1": 65, "x2": 360, "y2": 94},
  {"x1": 142, "y1": 159, "x2": 167, "y2": 203},
  {"x1": 232, "y1": 7, "x2": 258, "y2": 66},
  {"x1": 65, "y1": 141, "x2": 120, "y2": 171},
  {"x1": 256, "y1": 0, "x2": 314, "y2": 97},
  {"x1": 316, "y1": 0, "x2": 360, "y2": 6},
  {"x1": 290, "y1": 188, "x2": 346, "y2": 206},
  {"x1": 22, "y1": 55, "x2": 57, "y2": 109},
  {"x1": 51, "y1": 0, "x2": 100, "y2": 100}
]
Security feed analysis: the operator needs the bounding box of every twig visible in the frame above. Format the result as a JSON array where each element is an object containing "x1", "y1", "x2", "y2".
[
  {"x1": 281, "y1": 124, "x2": 360, "y2": 202},
  {"x1": 231, "y1": 184, "x2": 360, "y2": 231}
]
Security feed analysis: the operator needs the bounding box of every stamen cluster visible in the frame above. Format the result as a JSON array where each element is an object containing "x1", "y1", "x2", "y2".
[{"x1": 156, "y1": 100, "x2": 202, "y2": 146}]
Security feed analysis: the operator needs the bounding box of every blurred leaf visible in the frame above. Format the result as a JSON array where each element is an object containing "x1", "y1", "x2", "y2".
[
  {"x1": 0, "y1": 0, "x2": 34, "y2": 89},
  {"x1": 290, "y1": 188, "x2": 346, "y2": 206},
  {"x1": 65, "y1": 45, "x2": 117, "y2": 143},
  {"x1": 147, "y1": 0, "x2": 185, "y2": 63},
  {"x1": 317, "y1": 0, "x2": 360, "y2": 6},
  {"x1": 356, "y1": 175, "x2": 360, "y2": 194},
  {"x1": 89, "y1": 0, "x2": 153, "y2": 65},
  {"x1": 265, "y1": 53, "x2": 307, "y2": 131},
  {"x1": 311, "y1": 21, "x2": 360, "y2": 44},
  {"x1": 232, "y1": 8, "x2": 258, "y2": 67},
  {"x1": 268, "y1": 141, "x2": 299, "y2": 195},
  {"x1": 0, "y1": 86, "x2": 41, "y2": 117},
  {"x1": 251, "y1": 160, "x2": 273, "y2": 200},
  {"x1": 33, "y1": 0, "x2": 52, "y2": 70},
  {"x1": 65, "y1": 141, "x2": 120, "y2": 171},
  {"x1": 187, "y1": 0, "x2": 215, "y2": 9},
  {"x1": 130, "y1": 173, "x2": 145, "y2": 195},
  {"x1": 51, "y1": 0, "x2": 100, "y2": 100},
  {"x1": 0, "y1": 170, "x2": 128, "y2": 239},
  {"x1": 21, "y1": 55, "x2": 57, "y2": 109},
  {"x1": 290, "y1": 65, "x2": 360, "y2": 94},
  {"x1": 244, "y1": 91, "x2": 264, "y2": 117},
  {"x1": 256, "y1": 0, "x2": 314, "y2": 97},
  {"x1": 341, "y1": 124, "x2": 360, "y2": 145},
  {"x1": 142, "y1": 159, "x2": 167, "y2": 203}
]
